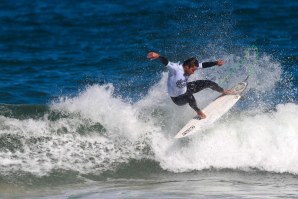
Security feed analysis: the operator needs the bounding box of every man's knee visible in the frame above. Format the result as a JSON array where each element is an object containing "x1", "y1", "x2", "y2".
[{"x1": 204, "y1": 80, "x2": 216, "y2": 86}]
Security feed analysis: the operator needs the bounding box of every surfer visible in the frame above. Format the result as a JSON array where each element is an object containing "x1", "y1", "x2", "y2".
[{"x1": 147, "y1": 52, "x2": 235, "y2": 119}]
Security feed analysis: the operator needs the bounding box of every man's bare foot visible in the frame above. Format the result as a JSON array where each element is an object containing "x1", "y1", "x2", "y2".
[
  {"x1": 223, "y1": 89, "x2": 237, "y2": 95},
  {"x1": 197, "y1": 110, "x2": 206, "y2": 119}
]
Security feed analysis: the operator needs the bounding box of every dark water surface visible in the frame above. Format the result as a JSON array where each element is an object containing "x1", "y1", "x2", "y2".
[{"x1": 0, "y1": 0, "x2": 297, "y2": 104}]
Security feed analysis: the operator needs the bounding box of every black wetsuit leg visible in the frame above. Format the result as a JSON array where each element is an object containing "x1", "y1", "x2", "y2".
[
  {"x1": 187, "y1": 80, "x2": 224, "y2": 94},
  {"x1": 171, "y1": 92, "x2": 200, "y2": 112},
  {"x1": 171, "y1": 80, "x2": 224, "y2": 112}
]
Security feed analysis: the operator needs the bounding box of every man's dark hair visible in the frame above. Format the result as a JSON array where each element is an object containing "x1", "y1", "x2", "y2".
[{"x1": 183, "y1": 58, "x2": 198, "y2": 68}]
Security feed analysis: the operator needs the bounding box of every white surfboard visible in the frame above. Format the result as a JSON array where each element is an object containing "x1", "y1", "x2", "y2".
[{"x1": 175, "y1": 79, "x2": 248, "y2": 139}]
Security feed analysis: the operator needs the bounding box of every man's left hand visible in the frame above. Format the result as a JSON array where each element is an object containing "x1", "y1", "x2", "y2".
[{"x1": 217, "y1": 60, "x2": 225, "y2": 66}]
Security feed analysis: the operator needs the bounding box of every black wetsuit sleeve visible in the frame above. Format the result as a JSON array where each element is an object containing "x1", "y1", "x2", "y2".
[
  {"x1": 159, "y1": 56, "x2": 169, "y2": 66},
  {"x1": 202, "y1": 61, "x2": 218, "y2": 68}
]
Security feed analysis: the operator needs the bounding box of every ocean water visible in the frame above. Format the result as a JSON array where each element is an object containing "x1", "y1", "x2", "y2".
[{"x1": 0, "y1": 0, "x2": 297, "y2": 198}]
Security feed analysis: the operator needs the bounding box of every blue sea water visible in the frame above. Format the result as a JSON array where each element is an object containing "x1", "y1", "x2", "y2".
[{"x1": 0, "y1": 0, "x2": 297, "y2": 198}]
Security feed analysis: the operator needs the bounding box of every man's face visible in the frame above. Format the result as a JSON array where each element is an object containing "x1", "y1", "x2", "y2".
[{"x1": 184, "y1": 65, "x2": 197, "y2": 75}]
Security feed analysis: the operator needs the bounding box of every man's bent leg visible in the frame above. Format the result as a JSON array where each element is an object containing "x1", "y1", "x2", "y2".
[
  {"x1": 187, "y1": 93, "x2": 200, "y2": 112},
  {"x1": 171, "y1": 93, "x2": 206, "y2": 119},
  {"x1": 187, "y1": 93, "x2": 206, "y2": 119},
  {"x1": 171, "y1": 93, "x2": 201, "y2": 111},
  {"x1": 187, "y1": 80, "x2": 224, "y2": 94},
  {"x1": 171, "y1": 94, "x2": 189, "y2": 106}
]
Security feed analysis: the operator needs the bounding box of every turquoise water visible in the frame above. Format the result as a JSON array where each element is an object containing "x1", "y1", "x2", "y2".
[{"x1": 0, "y1": 0, "x2": 297, "y2": 198}]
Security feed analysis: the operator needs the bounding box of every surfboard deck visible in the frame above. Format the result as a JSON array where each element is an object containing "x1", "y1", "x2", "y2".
[{"x1": 175, "y1": 79, "x2": 248, "y2": 139}]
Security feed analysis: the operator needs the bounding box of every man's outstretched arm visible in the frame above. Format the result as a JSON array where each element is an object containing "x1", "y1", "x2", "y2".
[
  {"x1": 147, "y1": 52, "x2": 169, "y2": 66},
  {"x1": 201, "y1": 60, "x2": 224, "y2": 68}
]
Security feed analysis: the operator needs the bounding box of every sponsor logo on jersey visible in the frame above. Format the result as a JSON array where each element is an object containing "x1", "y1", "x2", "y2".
[{"x1": 176, "y1": 79, "x2": 187, "y2": 88}]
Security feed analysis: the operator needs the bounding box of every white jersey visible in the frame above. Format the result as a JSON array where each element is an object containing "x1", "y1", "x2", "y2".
[
  {"x1": 166, "y1": 61, "x2": 203, "y2": 97},
  {"x1": 165, "y1": 62, "x2": 183, "y2": 97}
]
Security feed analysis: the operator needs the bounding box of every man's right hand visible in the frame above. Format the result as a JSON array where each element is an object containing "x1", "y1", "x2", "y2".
[
  {"x1": 147, "y1": 52, "x2": 160, "y2": 60},
  {"x1": 216, "y1": 60, "x2": 225, "y2": 66}
]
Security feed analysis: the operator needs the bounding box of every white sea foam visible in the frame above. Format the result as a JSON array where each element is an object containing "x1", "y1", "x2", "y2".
[{"x1": 155, "y1": 103, "x2": 298, "y2": 174}]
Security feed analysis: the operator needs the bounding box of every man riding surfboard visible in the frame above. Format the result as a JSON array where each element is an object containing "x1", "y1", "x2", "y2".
[{"x1": 147, "y1": 52, "x2": 235, "y2": 119}]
